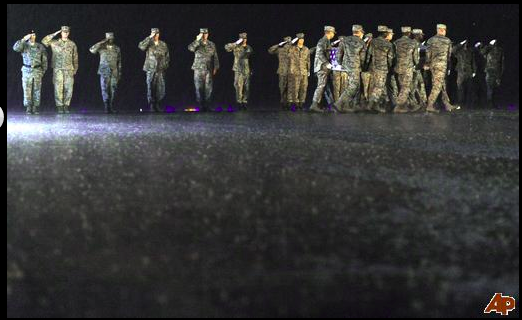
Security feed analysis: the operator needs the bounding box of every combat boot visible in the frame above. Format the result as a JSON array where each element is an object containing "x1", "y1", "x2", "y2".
[
  {"x1": 426, "y1": 105, "x2": 440, "y2": 113},
  {"x1": 309, "y1": 102, "x2": 324, "y2": 113}
]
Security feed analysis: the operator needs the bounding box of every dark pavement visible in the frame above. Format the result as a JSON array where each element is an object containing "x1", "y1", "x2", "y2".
[{"x1": 6, "y1": 109, "x2": 520, "y2": 317}]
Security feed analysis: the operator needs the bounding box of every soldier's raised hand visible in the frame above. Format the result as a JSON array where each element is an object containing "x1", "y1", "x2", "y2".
[
  {"x1": 22, "y1": 34, "x2": 32, "y2": 41},
  {"x1": 235, "y1": 39, "x2": 243, "y2": 45},
  {"x1": 197, "y1": 33, "x2": 203, "y2": 41}
]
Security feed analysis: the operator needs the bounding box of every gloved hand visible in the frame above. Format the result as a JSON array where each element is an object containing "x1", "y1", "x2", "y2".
[
  {"x1": 235, "y1": 39, "x2": 243, "y2": 45},
  {"x1": 278, "y1": 41, "x2": 288, "y2": 46},
  {"x1": 460, "y1": 40, "x2": 467, "y2": 45},
  {"x1": 291, "y1": 38, "x2": 298, "y2": 44},
  {"x1": 196, "y1": 33, "x2": 203, "y2": 41},
  {"x1": 475, "y1": 42, "x2": 482, "y2": 48},
  {"x1": 472, "y1": 73, "x2": 476, "y2": 78}
]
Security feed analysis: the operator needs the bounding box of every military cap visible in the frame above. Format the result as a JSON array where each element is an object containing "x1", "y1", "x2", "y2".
[
  {"x1": 377, "y1": 25, "x2": 388, "y2": 32},
  {"x1": 412, "y1": 29, "x2": 424, "y2": 35},
  {"x1": 324, "y1": 26, "x2": 336, "y2": 33},
  {"x1": 296, "y1": 33, "x2": 305, "y2": 39},
  {"x1": 352, "y1": 24, "x2": 364, "y2": 32},
  {"x1": 200, "y1": 28, "x2": 209, "y2": 34},
  {"x1": 437, "y1": 24, "x2": 447, "y2": 30},
  {"x1": 61, "y1": 26, "x2": 71, "y2": 32},
  {"x1": 401, "y1": 26, "x2": 412, "y2": 33},
  {"x1": 387, "y1": 28, "x2": 394, "y2": 34},
  {"x1": 105, "y1": 32, "x2": 115, "y2": 39},
  {"x1": 151, "y1": 28, "x2": 160, "y2": 34}
]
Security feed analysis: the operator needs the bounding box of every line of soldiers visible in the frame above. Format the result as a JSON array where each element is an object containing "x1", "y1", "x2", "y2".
[{"x1": 12, "y1": 25, "x2": 504, "y2": 115}]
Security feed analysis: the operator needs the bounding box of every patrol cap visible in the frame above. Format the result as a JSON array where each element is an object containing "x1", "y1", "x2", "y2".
[
  {"x1": 352, "y1": 24, "x2": 364, "y2": 33},
  {"x1": 401, "y1": 26, "x2": 412, "y2": 33},
  {"x1": 105, "y1": 32, "x2": 115, "y2": 39},
  {"x1": 200, "y1": 28, "x2": 209, "y2": 34},
  {"x1": 387, "y1": 28, "x2": 394, "y2": 35},
  {"x1": 61, "y1": 26, "x2": 71, "y2": 33},
  {"x1": 365, "y1": 33, "x2": 373, "y2": 38},
  {"x1": 412, "y1": 29, "x2": 424, "y2": 35},
  {"x1": 296, "y1": 33, "x2": 305, "y2": 39},
  {"x1": 239, "y1": 32, "x2": 247, "y2": 39},
  {"x1": 151, "y1": 28, "x2": 160, "y2": 34},
  {"x1": 324, "y1": 26, "x2": 336, "y2": 33},
  {"x1": 284, "y1": 36, "x2": 292, "y2": 42},
  {"x1": 377, "y1": 25, "x2": 388, "y2": 32},
  {"x1": 437, "y1": 24, "x2": 447, "y2": 30},
  {"x1": 29, "y1": 30, "x2": 36, "y2": 35}
]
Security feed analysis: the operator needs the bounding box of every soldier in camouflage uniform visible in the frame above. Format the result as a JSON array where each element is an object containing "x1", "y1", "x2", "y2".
[
  {"x1": 90, "y1": 32, "x2": 122, "y2": 114},
  {"x1": 309, "y1": 26, "x2": 336, "y2": 113},
  {"x1": 393, "y1": 27, "x2": 420, "y2": 113},
  {"x1": 331, "y1": 36, "x2": 348, "y2": 104},
  {"x1": 225, "y1": 33, "x2": 252, "y2": 110},
  {"x1": 13, "y1": 31, "x2": 48, "y2": 115},
  {"x1": 139, "y1": 28, "x2": 170, "y2": 113},
  {"x1": 287, "y1": 33, "x2": 311, "y2": 110},
  {"x1": 480, "y1": 40, "x2": 504, "y2": 108},
  {"x1": 452, "y1": 40, "x2": 477, "y2": 108},
  {"x1": 269, "y1": 36, "x2": 292, "y2": 110},
  {"x1": 188, "y1": 28, "x2": 220, "y2": 112},
  {"x1": 334, "y1": 25, "x2": 367, "y2": 113},
  {"x1": 410, "y1": 29, "x2": 428, "y2": 110},
  {"x1": 425, "y1": 24, "x2": 459, "y2": 113},
  {"x1": 366, "y1": 26, "x2": 395, "y2": 113},
  {"x1": 42, "y1": 26, "x2": 78, "y2": 114}
]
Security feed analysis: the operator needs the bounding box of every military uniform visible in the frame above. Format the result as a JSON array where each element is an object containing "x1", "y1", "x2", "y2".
[
  {"x1": 269, "y1": 37, "x2": 292, "y2": 108},
  {"x1": 334, "y1": 25, "x2": 368, "y2": 112},
  {"x1": 480, "y1": 42, "x2": 504, "y2": 108},
  {"x1": 42, "y1": 26, "x2": 78, "y2": 113},
  {"x1": 425, "y1": 24, "x2": 458, "y2": 113},
  {"x1": 366, "y1": 27, "x2": 395, "y2": 113},
  {"x1": 13, "y1": 34, "x2": 48, "y2": 114},
  {"x1": 225, "y1": 33, "x2": 252, "y2": 108},
  {"x1": 331, "y1": 36, "x2": 348, "y2": 104},
  {"x1": 393, "y1": 27, "x2": 420, "y2": 113},
  {"x1": 90, "y1": 33, "x2": 122, "y2": 113},
  {"x1": 139, "y1": 28, "x2": 170, "y2": 112},
  {"x1": 452, "y1": 42, "x2": 477, "y2": 107},
  {"x1": 310, "y1": 26, "x2": 336, "y2": 112},
  {"x1": 287, "y1": 33, "x2": 311, "y2": 109},
  {"x1": 188, "y1": 28, "x2": 220, "y2": 110},
  {"x1": 410, "y1": 29, "x2": 428, "y2": 110}
]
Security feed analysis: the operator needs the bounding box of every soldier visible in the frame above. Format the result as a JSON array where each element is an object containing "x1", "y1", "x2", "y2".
[
  {"x1": 269, "y1": 36, "x2": 292, "y2": 110},
  {"x1": 42, "y1": 26, "x2": 78, "y2": 114},
  {"x1": 334, "y1": 25, "x2": 367, "y2": 113},
  {"x1": 366, "y1": 26, "x2": 395, "y2": 113},
  {"x1": 90, "y1": 32, "x2": 122, "y2": 114},
  {"x1": 473, "y1": 41, "x2": 488, "y2": 107},
  {"x1": 452, "y1": 40, "x2": 477, "y2": 108},
  {"x1": 425, "y1": 24, "x2": 459, "y2": 113},
  {"x1": 393, "y1": 26, "x2": 420, "y2": 113},
  {"x1": 139, "y1": 28, "x2": 170, "y2": 113},
  {"x1": 309, "y1": 26, "x2": 336, "y2": 113},
  {"x1": 287, "y1": 33, "x2": 311, "y2": 110},
  {"x1": 480, "y1": 40, "x2": 504, "y2": 108},
  {"x1": 225, "y1": 33, "x2": 252, "y2": 110},
  {"x1": 330, "y1": 36, "x2": 348, "y2": 104},
  {"x1": 410, "y1": 29, "x2": 428, "y2": 110},
  {"x1": 188, "y1": 28, "x2": 220, "y2": 112},
  {"x1": 13, "y1": 30, "x2": 48, "y2": 115}
]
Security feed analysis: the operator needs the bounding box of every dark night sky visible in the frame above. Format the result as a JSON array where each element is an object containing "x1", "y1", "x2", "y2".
[{"x1": 6, "y1": 4, "x2": 520, "y2": 111}]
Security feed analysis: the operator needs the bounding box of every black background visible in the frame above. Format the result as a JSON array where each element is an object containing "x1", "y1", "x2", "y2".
[{"x1": 6, "y1": 4, "x2": 520, "y2": 112}]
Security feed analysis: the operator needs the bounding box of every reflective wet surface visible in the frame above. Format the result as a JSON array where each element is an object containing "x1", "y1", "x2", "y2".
[{"x1": 6, "y1": 110, "x2": 520, "y2": 317}]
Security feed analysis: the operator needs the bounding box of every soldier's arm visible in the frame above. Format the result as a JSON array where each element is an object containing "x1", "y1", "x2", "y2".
[
  {"x1": 447, "y1": 42, "x2": 453, "y2": 72},
  {"x1": 42, "y1": 32, "x2": 58, "y2": 48},
  {"x1": 213, "y1": 44, "x2": 220, "y2": 71},
  {"x1": 413, "y1": 42, "x2": 420, "y2": 67},
  {"x1": 188, "y1": 40, "x2": 200, "y2": 53},
  {"x1": 224, "y1": 43, "x2": 236, "y2": 52},
  {"x1": 13, "y1": 39, "x2": 26, "y2": 52},
  {"x1": 42, "y1": 47, "x2": 49, "y2": 74},
  {"x1": 165, "y1": 44, "x2": 170, "y2": 70},
  {"x1": 89, "y1": 40, "x2": 105, "y2": 54},
  {"x1": 388, "y1": 46, "x2": 395, "y2": 70},
  {"x1": 268, "y1": 45, "x2": 279, "y2": 55},
  {"x1": 117, "y1": 48, "x2": 122, "y2": 79},
  {"x1": 138, "y1": 37, "x2": 152, "y2": 51},
  {"x1": 501, "y1": 50, "x2": 505, "y2": 76},
  {"x1": 73, "y1": 43, "x2": 79, "y2": 74}
]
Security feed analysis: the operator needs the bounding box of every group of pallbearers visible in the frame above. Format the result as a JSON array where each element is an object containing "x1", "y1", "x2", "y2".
[
  {"x1": 13, "y1": 24, "x2": 504, "y2": 115},
  {"x1": 272, "y1": 24, "x2": 505, "y2": 114}
]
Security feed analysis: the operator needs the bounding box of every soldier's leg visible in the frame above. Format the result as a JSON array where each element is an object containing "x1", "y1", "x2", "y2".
[
  {"x1": 63, "y1": 71, "x2": 74, "y2": 112},
  {"x1": 312, "y1": 70, "x2": 328, "y2": 104},
  {"x1": 53, "y1": 70, "x2": 65, "y2": 112},
  {"x1": 32, "y1": 74, "x2": 43, "y2": 114},
  {"x1": 396, "y1": 72, "x2": 413, "y2": 110},
  {"x1": 100, "y1": 75, "x2": 111, "y2": 109},
  {"x1": 110, "y1": 75, "x2": 119, "y2": 109},
  {"x1": 204, "y1": 70, "x2": 213, "y2": 103},
  {"x1": 298, "y1": 75, "x2": 308, "y2": 107},
  {"x1": 243, "y1": 73, "x2": 250, "y2": 104},
  {"x1": 21, "y1": 72, "x2": 33, "y2": 113},
  {"x1": 456, "y1": 73, "x2": 466, "y2": 105},
  {"x1": 156, "y1": 71, "x2": 166, "y2": 104},
  {"x1": 440, "y1": 81, "x2": 457, "y2": 111},
  {"x1": 234, "y1": 72, "x2": 242, "y2": 103},
  {"x1": 368, "y1": 71, "x2": 387, "y2": 112},
  {"x1": 287, "y1": 75, "x2": 297, "y2": 106},
  {"x1": 146, "y1": 72, "x2": 154, "y2": 105},
  {"x1": 332, "y1": 71, "x2": 341, "y2": 103},
  {"x1": 194, "y1": 71, "x2": 204, "y2": 104},
  {"x1": 427, "y1": 69, "x2": 444, "y2": 111}
]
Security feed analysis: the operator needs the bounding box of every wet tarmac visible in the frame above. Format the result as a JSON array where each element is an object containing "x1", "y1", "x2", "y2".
[{"x1": 6, "y1": 109, "x2": 520, "y2": 317}]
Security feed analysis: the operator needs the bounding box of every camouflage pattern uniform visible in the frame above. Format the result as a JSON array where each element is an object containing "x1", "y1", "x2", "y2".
[
  {"x1": 452, "y1": 42, "x2": 476, "y2": 107},
  {"x1": 331, "y1": 36, "x2": 348, "y2": 103},
  {"x1": 139, "y1": 30, "x2": 170, "y2": 112},
  {"x1": 90, "y1": 33, "x2": 122, "y2": 113},
  {"x1": 393, "y1": 28, "x2": 420, "y2": 112},
  {"x1": 225, "y1": 33, "x2": 253, "y2": 106},
  {"x1": 268, "y1": 37, "x2": 292, "y2": 107},
  {"x1": 410, "y1": 29, "x2": 428, "y2": 110},
  {"x1": 188, "y1": 30, "x2": 220, "y2": 108},
  {"x1": 425, "y1": 25, "x2": 457, "y2": 112},
  {"x1": 287, "y1": 34, "x2": 311, "y2": 109},
  {"x1": 311, "y1": 29, "x2": 334, "y2": 109},
  {"x1": 480, "y1": 43, "x2": 504, "y2": 108},
  {"x1": 335, "y1": 27, "x2": 367, "y2": 112},
  {"x1": 13, "y1": 36, "x2": 48, "y2": 114},
  {"x1": 42, "y1": 27, "x2": 78, "y2": 113},
  {"x1": 366, "y1": 30, "x2": 395, "y2": 112}
]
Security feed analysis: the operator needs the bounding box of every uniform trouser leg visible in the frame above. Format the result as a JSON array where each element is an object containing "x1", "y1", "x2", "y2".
[
  {"x1": 54, "y1": 70, "x2": 75, "y2": 109},
  {"x1": 312, "y1": 70, "x2": 329, "y2": 103},
  {"x1": 336, "y1": 72, "x2": 361, "y2": 109},
  {"x1": 278, "y1": 75, "x2": 288, "y2": 104},
  {"x1": 368, "y1": 70, "x2": 388, "y2": 105},
  {"x1": 332, "y1": 71, "x2": 342, "y2": 103},
  {"x1": 486, "y1": 73, "x2": 500, "y2": 107},
  {"x1": 427, "y1": 69, "x2": 446, "y2": 108},
  {"x1": 101, "y1": 74, "x2": 119, "y2": 106},
  {"x1": 234, "y1": 72, "x2": 250, "y2": 104},
  {"x1": 204, "y1": 71, "x2": 213, "y2": 103},
  {"x1": 396, "y1": 72, "x2": 414, "y2": 107},
  {"x1": 22, "y1": 72, "x2": 42, "y2": 112},
  {"x1": 298, "y1": 75, "x2": 308, "y2": 104},
  {"x1": 147, "y1": 71, "x2": 166, "y2": 105}
]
